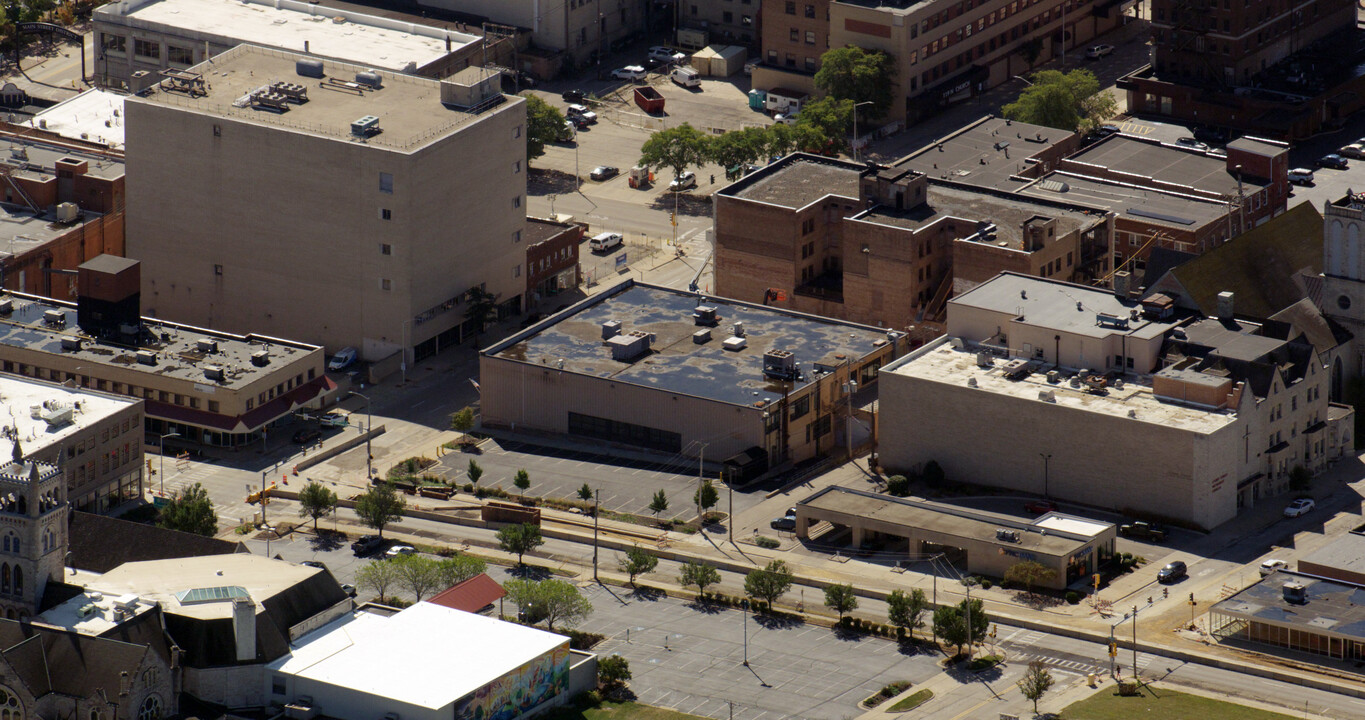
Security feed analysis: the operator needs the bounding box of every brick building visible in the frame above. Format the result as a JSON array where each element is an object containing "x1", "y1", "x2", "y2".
[
  {"x1": 1118, "y1": 0, "x2": 1365, "y2": 139},
  {"x1": 524, "y1": 217, "x2": 581, "y2": 311}
]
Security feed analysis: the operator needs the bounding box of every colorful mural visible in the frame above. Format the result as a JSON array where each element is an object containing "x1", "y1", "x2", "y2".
[{"x1": 451, "y1": 643, "x2": 570, "y2": 720}]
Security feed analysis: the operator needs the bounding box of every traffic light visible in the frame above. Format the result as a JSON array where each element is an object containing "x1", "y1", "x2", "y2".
[
  {"x1": 1189, "y1": 593, "x2": 1197, "y2": 606},
  {"x1": 1108, "y1": 640, "x2": 1118, "y2": 657}
]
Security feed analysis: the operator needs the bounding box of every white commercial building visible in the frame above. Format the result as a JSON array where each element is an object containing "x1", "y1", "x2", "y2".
[
  {"x1": 268, "y1": 601, "x2": 596, "y2": 720},
  {"x1": 95, "y1": 0, "x2": 483, "y2": 90}
]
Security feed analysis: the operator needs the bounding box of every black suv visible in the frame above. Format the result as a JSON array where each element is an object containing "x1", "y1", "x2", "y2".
[
  {"x1": 1157, "y1": 561, "x2": 1188, "y2": 583},
  {"x1": 561, "y1": 89, "x2": 586, "y2": 103},
  {"x1": 351, "y1": 534, "x2": 383, "y2": 555},
  {"x1": 293, "y1": 427, "x2": 321, "y2": 444}
]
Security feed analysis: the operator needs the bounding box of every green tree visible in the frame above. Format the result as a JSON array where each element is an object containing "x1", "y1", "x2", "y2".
[
  {"x1": 505, "y1": 578, "x2": 593, "y2": 630},
  {"x1": 638, "y1": 122, "x2": 710, "y2": 185},
  {"x1": 449, "y1": 406, "x2": 476, "y2": 434},
  {"x1": 618, "y1": 546, "x2": 659, "y2": 586},
  {"x1": 391, "y1": 554, "x2": 441, "y2": 602},
  {"x1": 463, "y1": 286, "x2": 498, "y2": 340},
  {"x1": 466, "y1": 459, "x2": 484, "y2": 485},
  {"x1": 678, "y1": 561, "x2": 722, "y2": 596},
  {"x1": 513, "y1": 468, "x2": 531, "y2": 500},
  {"x1": 577, "y1": 483, "x2": 594, "y2": 502},
  {"x1": 522, "y1": 93, "x2": 565, "y2": 164},
  {"x1": 598, "y1": 655, "x2": 632, "y2": 688},
  {"x1": 157, "y1": 482, "x2": 218, "y2": 536},
  {"x1": 436, "y1": 554, "x2": 488, "y2": 588},
  {"x1": 497, "y1": 522, "x2": 544, "y2": 564},
  {"x1": 887, "y1": 588, "x2": 928, "y2": 637},
  {"x1": 823, "y1": 583, "x2": 858, "y2": 621},
  {"x1": 792, "y1": 123, "x2": 830, "y2": 154},
  {"x1": 885, "y1": 475, "x2": 911, "y2": 497},
  {"x1": 1004, "y1": 560, "x2": 1057, "y2": 594},
  {"x1": 932, "y1": 598, "x2": 989, "y2": 657},
  {"x1": 707, "y1": 128, "x2": 765, "y2": 175},
  {"x1": 354, "y1": 482, "x2": 406, "y2": 538},
  {"x1": 297, "y1": 481, "x2": 338, "y2": 532},
  {"x1": 1002, "y1": 68, "x2": 1117, "y2": 134},
  {"x1": 814, "y1": 46, "x2": 895, "y2": 118},
  {"x1": 763, "y1": 122, "x2": 797, "y2": 158},
  {"x1": 356, "y1": 560, "x2": 398, "y2": 603},
  {"x1": 1017, "y1": 660, "x2": 1055, "y2": 714},
  {"x1": 648, "y1": 489, "x2": 670, "y2": 518},
  {"x1": 744, "y1": 560, "x2": 794, "y2": 606},
  {"x1": 796, "y1": 96, "x2": 855, "y2": 152},
  {"x1": 694, "y1": 479, "x2": 719, "y2": 514}
]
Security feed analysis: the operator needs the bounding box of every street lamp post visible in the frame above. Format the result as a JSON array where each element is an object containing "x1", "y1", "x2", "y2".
[
  {"x1": 348, "y1": 392, "x2": 373, "y2": 480},
  {"x1": 1039, "y1": 453, "x2": 1052, "y2": 498},
  {"x1": 851, "y1": 100, "x2": 874, "y2": 163},
  {"x1": 741, "y1": 598, "x2": 750, "y2": 666},
  {"x1": 593, "y1": 488, "x2": 600, "y2": 581},
  {"x1": 158, "y1": 431, "x2": 179, "y2": 495}
]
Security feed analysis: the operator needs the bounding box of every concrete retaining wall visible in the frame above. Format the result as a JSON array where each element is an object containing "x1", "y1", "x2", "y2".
[{"x1": 294, "y1": 425, "x2": 387, "y2": 472}]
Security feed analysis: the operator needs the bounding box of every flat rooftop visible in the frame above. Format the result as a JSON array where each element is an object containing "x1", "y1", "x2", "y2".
[
  {"x1": 1182, "y1": 318, "x2": 1287, "y2": 363},
  {"x1": 800, "y1": 486, "x2": 1111, "y2": 557},
  {"x1": 36, "y1": 587, "x2": 158, "y2": 635},
  {"x1": 856, "y1": 183, "x2": 1100, "y2": 251},
  {"x1": 269, "y1": 601, "x2": 567, "y2": 710},
  {"x1": 71, "y1": 554, "x2": 323, "y2": 621},
  {"x1": 1067, "y1": 135, "x2": 1268, "y2": 194},
  {"x1": 98, "y1": 0, "x2": 479, "y2": 72},
  {"x1": 897, "y1": 115, "x2": 1074, "y2": 190},
  {"x1": 726, "y1": 156, "x2": 862, "y2": 209},
  {"x1": 525, "y1": 217, "x2": 576, "y2": 245},
  {"x1": 1019, "y1": 173, "x2": 1227, "y2": 229},
  {"x1": 487, "y1": 281, "x2": 898, "y2": 408},
  {"x1": 887, "y1": 337, "x2": 1237, "y2": 434},
  {"x1": 1301, "y1": 535, "x2": 1365, "y2": 575},
  {"x1": 0, "y1": 373, "x2": 138, "y2": 453},
  {"x1": 0, "y1": 290, "x2": 318, "y2": 389},
  {"x1": 29, "y1": 89, "x2": 127, "y2": 149},
  {"x1": 131, "y1": 44, "x2": 512, "y2": 152},
  {"x1": 0, "y1": 205, "x2": 88, "y2": 257},
  {"x1": 1213, "y1": 570, "x2": 1365, "y2": 639},
  {"x1": 950, "y1": 272, "x2": 1178, "y2": 342}
]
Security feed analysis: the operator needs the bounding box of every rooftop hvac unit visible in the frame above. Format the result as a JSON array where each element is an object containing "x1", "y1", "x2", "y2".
[
  {"x1": 1038, "y1": 390, "x2": 1055, "y2": 403},
  {"x1": 976, "y1": 352, "x2": 993, "y2": 368},
  {"x1": 601, "y1": 319, "x2": 622, "y2": 340},
  {"x1": 296, "y1": 58, "x2": 325, "y2": 78},
  {"x1": 55, "y1": 202, "x2": 78, "y2": 223},
  {"x1": 112, "y1": 594, "x2": 140, "y2": 611},
  {"x1": 61, "y1": 336, "x2": 81, "y2": 351},
  {"x1": 355, "y1": 71, "x2": 383, "y2": 89},
  {"x1": 270, "y1": 81, "x2": 309, "y2": 103},
  {"x1": 0, "y1": 298, "x2": 10, "y2": 315},
  {"x1": 1002, "y1": 358, "x2": 1030, "y2": 379},
  {"x1": 251, "y1": 350, "x2": 270, "y2": 366},
  {"x1": 76, "y1": 603, "x2": 97, "y2": 619},
  {"x1": 692, "y1": 328, "x2": 711, "y2": 344},
  {"x1": 1283, "y1": 582, "x2": 1307, "y2": 605},
  {"x1": 608, "y1": 331, "x2": 651, "y2": 361},
  {"x1": 732, "y1": 321, "x2": 745, "y2": 337},
  {"x1": 43, "y1": 309, "x2": 66, "y2": 327},
  {"x1": 1113, "y1": 378, "x2": 1124, "y2": 390},
  {"x1": 693, "y1": 305, "x2": 718, "y2": 326},
  {"x1": 136, "y1": 350, "x2": 156, "y2": 365},
  {"x1": 995, "y1": 528, "x2": 1019, "y2": 542},
  {"x1": 351, "y1": 115, "x2": 380, "y2": 137},
  {"x1": 722, "y1": 336, "x2": 747, "y2": 351},
  {"x1": 1046, "y1": 370, "x2": 1060, "y2": 384},
  {"x1": 41, "y1": 405, "x2": 72, "y2": 427},
  {"x1": 763, "y1": 349, "x2": 796, "y2": 379},
  {"x1": 196, "y1": 338, "x2": 218, "y2": 353},
  {"x1": 204, "y1": 365, "x2": 225, "y2": 381}
]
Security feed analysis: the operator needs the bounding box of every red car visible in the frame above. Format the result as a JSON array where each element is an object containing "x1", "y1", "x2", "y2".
[{"x1": 1025, "y1": 500, "x2": 1058, "y2": 514}]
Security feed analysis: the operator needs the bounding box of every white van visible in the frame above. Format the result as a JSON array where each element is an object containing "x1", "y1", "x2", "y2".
[
  {"x1": 671, "y1": 66, "x2": 701, "y2": 88},
  {"x1": 589, "y1": 232, "x2": 623, "y2": 252}
]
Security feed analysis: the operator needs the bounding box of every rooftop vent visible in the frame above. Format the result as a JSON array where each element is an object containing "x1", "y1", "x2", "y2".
[
  {"x1": 693, "y1": 305, "x2": 718, "y2": 326},
  {"x1": 732, "y1": 321, "x2": 745, "y2": 337},
  {"x1": 196, "y1": 338, "x2": 218, "y2": 354},
  {"x1": 995, "y1": 528, "x2": 1020, "y2": 542},
  {"x1": 601, "y1": 320, "x2": 622, "y2": 340},
  {"x1": 1038, "y1": 389, "x2": 1056, "y2": 402},
  {"x1": 763, "y1": 349, "x2": 797, "y2": 380},
  {"x1": 1283, "y1": 581, "x2": 1307, "y2": 605},
  {"x1": 296, "y1": 59, "x2": 325, "y2": 78},
  {"x1": 355, "y1": 71, "x2": 383, "y2": 89},
  {"x1": 351, "y1": 115, "x2": 380, "y2": 138},
  {"x1": 136, "y1": 350, "x2": 156, "y2": 366},
  {"x1": 40, "y1": 404, "x2": 73, "y2": 427},
  {"x1": 60, "y1": 336, "x2": 81, "y2": 352},
  {"x1": 0, "y1": 298, "x2": 10, "y2": 315},
  {"x1": 722, "y1": 336, "x2": 747, "y2": 351},
  {"x1": 692, "y1": 328, "x2": 711, "y2": 344},
  {"x1": 43, "y1": 309, "x2": 65, "y2": 327},
  {"x1": 976, "y1": 352, "x2": 993, "y2": 368},
  {"x1": 251, "y1": 350, "x2": 270, "y2": 367},
  {"x1": 204, "y1": 365, "x2": 225, "y2": 381},
  {"x1": 967, "y1": 377, "x2": 978, "y2": 388}
]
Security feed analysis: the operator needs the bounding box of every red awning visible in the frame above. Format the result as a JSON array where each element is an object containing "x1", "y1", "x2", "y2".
[
  {"x1": 425, "y1": 573, "x2": 506, "y2": 613},
  {"x1": 144, "y1": 375, "x2": 337, "y2": 434}
]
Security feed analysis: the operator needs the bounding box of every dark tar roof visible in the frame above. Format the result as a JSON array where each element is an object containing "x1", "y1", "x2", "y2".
[
  {"x1": 68, "y1": 511, "x2": 247, "y2": 573},
  {"x1": 1066, "y1": 135, "x2": 1268, "y2": 194},
  {"x1": 897, "y1": 115, "x2": 1074, "y2": 190},
  {"x1": 487, "y1": 281, "x2": 898, "y2": 407},
  {"x1": 1, "y1": 607, "x2": 170, "y2": 700},
  {"x1": 78, "y1": 254, "x2": 138, "y2": 275},
  {"x1": 1300, "y1": 534, "x2": 1365, "y2": 576},
  {"x1": 724, "y1": 155, "x2": 863, "y2": 209},
  {"x1": 1213, "y1": 570, "x2": 1365, "y2": 639},
  {"x1": 857, "y1": 183, "x2": 1100, "y2": 250}
]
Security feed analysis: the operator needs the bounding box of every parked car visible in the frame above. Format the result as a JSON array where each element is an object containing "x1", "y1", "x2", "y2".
[
  {"x1": 1096, "y1": 123, "x2": 1121, "y2": 137},
  {"x1": 770, "y1": 515, "x2": 796, "y2": 531},
  {"x1": 340, "y1": 583, "x2": 357, "y2": 597},
  {"x1": 1117, "y1": 520, "x2": 1166, "y2": 542},
  {"x1": 1288, "y1": 168, "x2": 1315, "y2": 185},
  {"x1": 566, "y1": 104, "x2": 597, "y2": 123},
  {"x1": 1340, "y1": 143, "x2": 1365, "y2": 160},
  {"x1": 575, "y1": 109, "x2": 597, "y2": 124},
  {"x1": 557, "y1": 120, "x2": 577, "y2": 141},
  {"x1": 1157, "y1": 560, "x2": 1188, "y2": 583},
  {"x1": 1284, "y1": 498, "x2": 1316, "y2": 518},
  {"x1": 568, "y1": 115, "x2": 590, "y2": 130},
  {"x1": 351, "y1": 534, "x2": 383, "y2": 554},
  {"x1": 744, "y1": 60, "x2": 760, "y2": 76},
  {"x1": 328, "y1": 347, "x2": 357, "y2": 371},
  {"x1": 669, "y1": 171, "x2": 697, "y2": 191},
  {"x1": 1024, "y1": 499, "x2": 1058, "y2": 514},
  {"x1": 1175, "y1": 137, "x2": 1209, "y2": 151},
  {"x1": 1259, "y1": 559, "x2": 1288, "y2": 577},
  {"x1": 292, "y1": 427, "x2": 321, "y2": 444},
  {"x1": 318, "y1": 412, "x2": 348, "y2": 428},
  {"x1": 1085, "y1": 44, "x2": 1114, "y2": 59},
  {"x1": 648, "y1": 46, "x2": 686, "y2": 63},
  {"x1": 590, "y1": 165, "x2": 620, "y2": 181},
  {"x1": 611, "y1": 65, "x2": 647, "y2": 80},
  {"x1": 589, "y1": 232, "x2": 624, "y2": 252},
  {"x1": 561, "y1": 89, "x2": 586, "y2": 103},
  {"x1": 386, "y1": 544, "x2": 416, "y2": 558},
  {"x1": 1317, "y1": 154, "x2": 1349, "y2": 170},
  {"x1": 301, "y1": 560, "x2": 326, "y2": 569},
  {"x1": 1192, "y1": 126, "x2": 1230, "y2": 145}
]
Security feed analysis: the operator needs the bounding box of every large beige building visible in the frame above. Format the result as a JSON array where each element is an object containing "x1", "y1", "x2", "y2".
[
  {"x1": 880, "y1": 273, "x2": 1353, "y2": 529},
  {"x1": 416, "y1": 0, "x2": 648, "y2": 67},
  {"x1": 125, "y1": 45, "x2": 528, "y2": 363}
]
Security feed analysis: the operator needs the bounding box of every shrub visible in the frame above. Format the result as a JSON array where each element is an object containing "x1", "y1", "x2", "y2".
[
  {"x1": 565, "y1": 628, "x2": 606, "y2": 650},
  {"x1": 885, "y1": 475, "x2": 911, "y2": 496},
  {"x1": 1065, "y1": 591, "x2": 1080, "y2": 605},
  {"x1": 979, "y1": 579, "x2": 993, "y2": 590},
  {"x1": 756, "y1": 536, "x2": 780, "y2": 549}
]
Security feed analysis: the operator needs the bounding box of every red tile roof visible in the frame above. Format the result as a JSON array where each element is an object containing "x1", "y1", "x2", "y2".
[{"x1": 425, "y1": 573, "x2": 506, "y2": 613}]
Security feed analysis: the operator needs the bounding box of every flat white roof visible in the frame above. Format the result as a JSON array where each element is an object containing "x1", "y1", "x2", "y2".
[
  {"x1": 1035, "y1": 514, "x2": 1111, "y2": 538},
  {"x1": 35, "y1": 587, "x2": 155, "y2": 634},
  {"x1": 101, "y1": 0, "x2": 478, "y2": 71},
  {"x1": 31, "y1": 89, "x2": 127, "y2": 148},
  {"x1": 270, "y1": 602, "x2": 568, "y2": 709},
  {"x1": 0, "y1": 374, "x2": 138, "y2": 455},
  {"x1": 73, "y1": 553, "x2": 320, "y2": 620}
]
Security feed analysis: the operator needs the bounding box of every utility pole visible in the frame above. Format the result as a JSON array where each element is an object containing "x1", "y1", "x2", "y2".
[
  {"x1": 593, "y1": 488, "x2": 601, "y2": 581},
  {"x1": 1039, "y1": 452, "x2": 1052, "y2": 498},
  {"x1": 1132, "y1": 604, "x2": 1139, "y2": 681},
  {"x1": 728, "y1": 483, "x2": 734, "y2": 545},
  {"x1": 697, "y1": 443, "x2": 709, "y2": 521},
  {"x1": 844, "y1": 359, "x2": 857, "y2": 461}
]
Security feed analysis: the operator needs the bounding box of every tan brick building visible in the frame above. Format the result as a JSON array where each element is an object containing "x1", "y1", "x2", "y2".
[
  {"x1": 713, "y1": 152, "x2": 1112, "y2": 331},
  {"x1": 125, "y1": 46, "x2": 528, "y2": 363}
]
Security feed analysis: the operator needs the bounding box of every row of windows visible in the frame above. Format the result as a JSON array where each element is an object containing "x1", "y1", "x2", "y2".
[
  {"x1": 784, "y1": 2, "x2": 816, "y2": 18},
  {"x1": 913, "y1": 0, "x2": 1092, "y2": 90},
  {"x1": 101, "y1": 34, "x2": 194, "y2": 66},
  {"x1": 567, "y1": 411, "x2": 682, "y2": 454}
]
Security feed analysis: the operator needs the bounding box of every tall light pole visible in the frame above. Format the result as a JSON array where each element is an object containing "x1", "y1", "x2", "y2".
[
  {"x1": 593, "y1": 488, "x2": 601, "y2": 581},
  {"x1": 696, "y1": 443, "x2": 709, "y2": 521},
  {"x1": 348, "y1": 391, "x2": 373, "y2": 480},
  {"x1": 741, "y1": 598, "x2": 750, "y2": 666},
  {"x1": 852, "y1": 100, "x2": 873, "y2": 163},
  {"x1": 1039, "y1": 453, "x2": 1052, "y2": 498},
  {"x1": 158, "y1": 431, "x2": 179, "y2": 495},
  {"x1": 844, "y1": 357, "x2": 858, "y2": 460}
]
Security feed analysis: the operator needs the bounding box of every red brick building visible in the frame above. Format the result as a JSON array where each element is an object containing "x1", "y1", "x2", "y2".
[{"x1": 524, "y1": 217, "x2": 581, "y2": 311}]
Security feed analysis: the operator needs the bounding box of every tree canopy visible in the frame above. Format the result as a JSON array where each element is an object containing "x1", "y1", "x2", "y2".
[
  {"x1": 391, "y1": 554, "x2": 442, "y2": 602},
  {"x1": 678, "y1": 561, "x2": 721, "y2": 595},
  {"x1": 694, "y1": 479, "x2": 719, "y2": 514},
  {"x1": 797, "y1": 96, "x2": 855, "y2": 152},
  {"x1": 157, "y1": 482, "x2": 218, "y2": 536},
  {"x1": 814, "y1": 46, "x2": 895, "y2": 118},
  {"x1": 744, "y1": 560, "x2": 794, "y2": 605},
  {"x1": 932, "y1": 598, "x2": 989, "y2": 657},
  {"x1": 618, "y1": 546, "x2": 659, "y2": 586},
  {"x1": 648, "y1": 489, "x2": 670, "y2": 518},
  {"x1": 354, "y1": 482, "x2": 406, "y2": 538},
  {"x1": 638, "y1": 122, "x2": 710, "y2": 182},
  {"x1": 824, "y1": 583, "x2": 858, "y2": 621},
  {"x1": 505, "y1": 578, "x2": 593, "y2": 630},
  {"x1": 497, "y1": 523, "x2": 544, "y2": 564},
  {"x1": 522, "y1": 93, "x2": 565, "y2": 164},
  {"x1": 297, "y1": 481, "x2": 338, "y2": 532},
  {"x1": 1001, "y1": 69, "x2": 1117, "y2": 134},
  {"x1": 356, "y1": 560, "x2": 398, "y2": 603},
  {"x1": 1017, "y1": 660, "x2": 1055, "y2": 713},
  {"x1": 887, "y1": 588, "x2": 928, "y2": 636}
]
